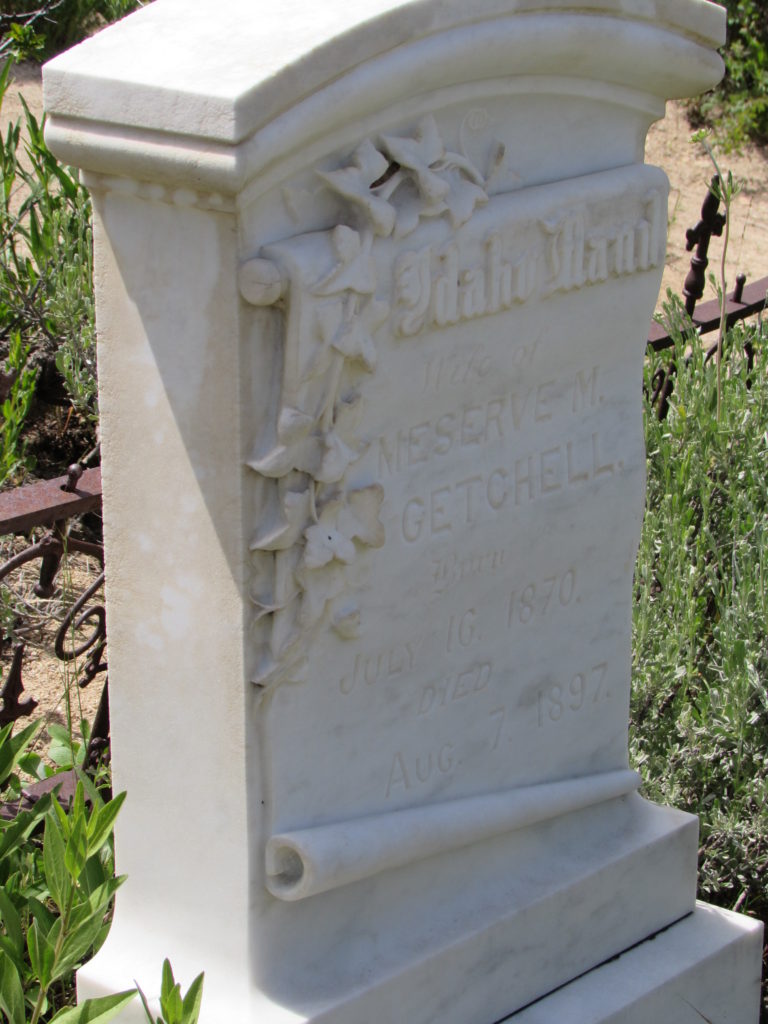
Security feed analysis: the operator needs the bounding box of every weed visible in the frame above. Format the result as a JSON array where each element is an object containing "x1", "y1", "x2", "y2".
[{"x1": 633, "y1": 311, "x2": 768, "y2": 948}]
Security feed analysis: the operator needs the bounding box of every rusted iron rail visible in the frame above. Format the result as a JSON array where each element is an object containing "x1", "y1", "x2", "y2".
[
  {"x1": 647, "y1": 274, "x2": 768, "y2": 352},
  {"x1": 646, "y1": 176, "x2": 767, "y2": 419},
  {"x1": 0, "y1": 465, "x2": 101, "y2": 534},
  {"x1": 0, "y1": 464, "x2": 108, "y2": 762}
]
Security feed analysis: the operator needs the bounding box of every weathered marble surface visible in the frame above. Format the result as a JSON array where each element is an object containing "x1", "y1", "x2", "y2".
[
  {"x1": 42, "y1": 1, "x2": 763, "y2": 1022},
  {"x1": 508, "y1": 903, "x2": 764, "y2": 1024}
]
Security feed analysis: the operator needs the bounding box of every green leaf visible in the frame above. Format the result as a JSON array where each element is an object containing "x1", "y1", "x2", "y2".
[
  {"x1": 72, "y1": 780, "x2": 85, "y2": 823},
  {"x1": 44, "y1": 812, "x2": 71, "y2": 911},
  {"x1": 68, "y1": 876, "x2": 124, "y2": 931},
  {"x1": 0, "y1": 953, "x2": 24, "y2": 1024},
  {"x1": 51, "y1": 911, "x2": 105, "y2": 981},
  {"x1": 87, "y1": 791, "x2": 126, "y2": 857},
  {"x1": 0, "y1": 718, "x2": 41, "y2": 787},
  {"x1": 160, "y1": 960, "x2": 183, "y2": 1024},
  {"x1": 65, "y1": 813, "x2": 89, "y2": 881},
  {"x1": 180, "y1": 972, "x2": 204, "y2": 1024},
  {"x1": 0, "y1": 795, "x2": 52, "y2": 861},
  {"x1": 160, "y1": 959, "x2": 175, "y2": 1001},
  {"x1": 161, "y1": 983, "x2": 183, "y2": 1024},
  {"x1": 136, "y1": 981, "x2": 158, "y2": 1024},
  {"x1": 0, "y1": 879, "x2": 22, "y2": 953},
  {"x1": 27, "y1": 918, "x2": 55, "y2": 990},
  {"x1": 50, "y1": 989, "x2": 137, "y2": 1024}
]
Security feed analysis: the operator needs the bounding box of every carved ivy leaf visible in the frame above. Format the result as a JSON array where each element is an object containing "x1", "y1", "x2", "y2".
[
  {"x1": 380, "y1": 116, "x2": 450, "y2": 205},
  {"x1": 337, "y1": 484, "x2": 385, "y2": 549},
  {"x1": 250, "y1": 487, "x2": 312, "y2": 552},
  {"x1": 313, "y1": 225, "x2": 377, "y2": 296},
  {"x1": 318, "y1": 429, "x2": 361, "y2": 485},
  {"x1": 435, "y1": 165, "x2": 488, "y2": 228},
  {"x1": 332, "y1": 603, "x2": 361, "y2": 640},
  {"x1": 299, "y1": 561, "x2": 347, "y2": 630},
  {"x1": 379, "y1": 118, "x2": 488, "y2": 236},
  {"x1": 303, "y1": 499, "x2": 357, "y2": 569},
  {"x1": 247, "y1": 436, "x2": 321, "y2": 479},
  {"x1": 318, "y1": 140, "x2": 396, "y2": 237},
  {"x1": 277, "y1": 406, "x2": 314, "y2": 445},
  {"x1": 296, "y1": 485, "x2": 385, "y2": 630},
  {"x1": 313, "y1": 292, "x2": 388, "y2": 376},
  {"x1": 316, "y1": 392, "x2": 366, "y2": 483}
]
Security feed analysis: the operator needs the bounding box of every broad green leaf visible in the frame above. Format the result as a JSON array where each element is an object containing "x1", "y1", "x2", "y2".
[
  {"x1": 161, "y1": 983, "x2": 183, "y2": 1024},
  {"x1": 65, "y1": 814, "x2": 89, "y2": 880},
  {"x1": 0, "y1": 795, "x2": 52, "y2": 861},
  {"x1": 51, "y1": 912, "x2": 105, "y2": 981},
  {"x1": 160, "y1": 959, "x2": 175, "y2": 1001},
  {"x1": 52, "y1": 793, "x2": 72, "y2": 837},
  {"x1": 0, "y1": 882, "x2": 22, "y2": 952},
  {"x1": 27, "y1": 918, "x2": 55, "y2": 989},
  {"x1": 0, "y1": 953, "x2": 24, "y2": 1024},
  {"x1": 26, "y1": 896, "x2": 56, "y2": 934},
  {"x1": 44, "y1": 812, "x2": 71, "y2": 911},
  {"x1": 50, "y1": 989, "x2": 137, "y2": 1024},
  {"x1": 136, "y1": 982, "x2": 158, "y2": 1024},
  {"x1": 87, "y1": 792, "x2": 126, "y2": 856},
  {"x1": 0, "y1": 933, "x2": 25, "y2": 974},
  {"x1": 180, "y1": 972, "x2": 205, "y2": 1024},
  {"x1": 0, "y1": 718, "x2": 41, "y2": 787},
  {"x1": 72, "y1": 780, "x2": 85, "y2": 824},
  {"x1": 69, "y1": 876, "x2": 124, "y2": 931}
]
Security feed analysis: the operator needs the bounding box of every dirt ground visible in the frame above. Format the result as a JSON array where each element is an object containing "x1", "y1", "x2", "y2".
[{"x1": 1, "y1": 64, "x2": 768, "y2": 735}]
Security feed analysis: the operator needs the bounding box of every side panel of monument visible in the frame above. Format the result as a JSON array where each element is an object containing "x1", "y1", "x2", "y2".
[{"x1": 43, "y1": 2, "x2": 762, "y2": 1022}]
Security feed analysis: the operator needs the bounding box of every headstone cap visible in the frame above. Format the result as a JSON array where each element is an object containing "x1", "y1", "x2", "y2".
[{"x1": 44, "y1": 0, "x2": 725, "y2": 147}]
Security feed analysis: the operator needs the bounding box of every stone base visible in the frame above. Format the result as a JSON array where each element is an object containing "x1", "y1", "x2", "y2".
[{"x1": 507, "y1": 902, "x2": 764, "y2": 1024}]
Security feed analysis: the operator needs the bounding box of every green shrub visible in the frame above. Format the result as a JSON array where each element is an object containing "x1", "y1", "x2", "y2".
[
  {"x1": 0, "y1": 0, "x2": 145, "y2": 62},
  {"x1": 633, "y1": 309, "x2": 768, "y2": 937},
  {"x1": 689, "y1": 0, "x2": 768, "y2": 149},
  {"x1": 1, "y1": 56, "x2": 98, "y2": 481}
]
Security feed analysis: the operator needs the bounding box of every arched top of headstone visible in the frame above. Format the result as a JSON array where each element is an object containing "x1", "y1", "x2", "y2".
[{"x1": 44, "y1": 0, "x2": 724, "y2": 192}]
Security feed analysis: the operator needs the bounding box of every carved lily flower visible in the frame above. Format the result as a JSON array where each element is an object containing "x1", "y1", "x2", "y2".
[{"x1": 318, "y1": 139, "x2": 396, "y2": 237}]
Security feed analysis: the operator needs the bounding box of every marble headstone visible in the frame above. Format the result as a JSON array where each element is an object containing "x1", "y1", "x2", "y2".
[{"x1": 43, "y1": 1, "x2": 763, "y2": 1021}]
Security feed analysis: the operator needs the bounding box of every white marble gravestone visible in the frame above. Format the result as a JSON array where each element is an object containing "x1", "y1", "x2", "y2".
[{"x1": 43, "y1": 1, "x2": 763, "y2": 1021}]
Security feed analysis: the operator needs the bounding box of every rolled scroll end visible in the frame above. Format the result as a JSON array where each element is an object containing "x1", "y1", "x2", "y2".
[
  {"x1": 239, "y1": 258, "x2": 286, "y2": 306},
  {"x1": 265, "y1": 838, "x2": 309, "y2": 901},
  {"x1": 264, "y1": 768, "x2": 641, "y2": 902}
]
